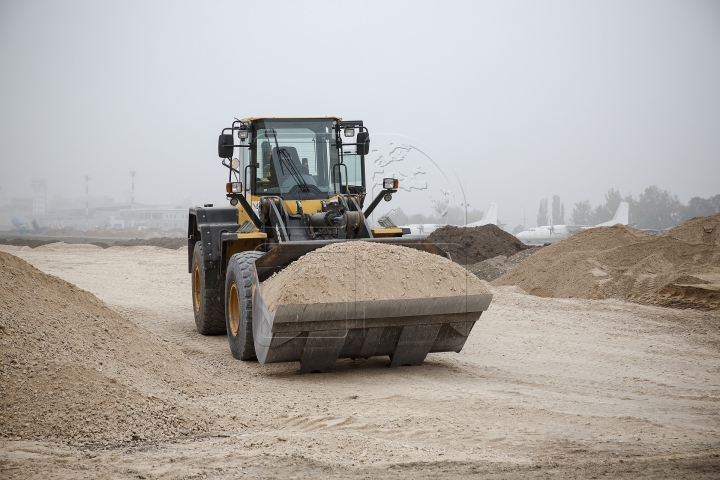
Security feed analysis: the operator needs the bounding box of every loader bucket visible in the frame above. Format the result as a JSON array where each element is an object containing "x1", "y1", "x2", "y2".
[{"x1": 251, "y1": 239, "x2": 493, "y2": 373}]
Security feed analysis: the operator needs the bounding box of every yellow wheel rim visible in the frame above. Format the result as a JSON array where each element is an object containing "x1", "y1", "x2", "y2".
[
  {"x1": 192, "y1": 264, "x2": 201, "y2": 311},
  {"x1": 228, "y1": 282, "x2": 240, "y2": 337}
]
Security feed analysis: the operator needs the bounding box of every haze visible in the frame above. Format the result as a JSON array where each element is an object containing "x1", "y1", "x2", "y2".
[{"x1": 1, "y1": 0, "x2": 719, "y2": 228}]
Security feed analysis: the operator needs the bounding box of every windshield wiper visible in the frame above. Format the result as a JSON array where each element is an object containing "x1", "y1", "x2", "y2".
[{"x1": 267, "y1": 129, "x2": 310, "y2": 193}]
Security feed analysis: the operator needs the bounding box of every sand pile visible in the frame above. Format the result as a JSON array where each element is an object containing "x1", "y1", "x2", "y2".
[
  {"x1": 467, "y1": 247, "x2": 542, "y2": 282},
  {"x1": 493, "y1": 214, "x2": 720, "y2": 309},
  {"x1": 660, "y1": 213, "x2": 720, "y2": 246},
  {"x1": 427, "y1": 224, "x2": 529, "y2": 265},
  {"x1": 0, "y1": 252, "x2": 210, "y2": 443},
  {"x1": 261, "y1": 241, "x2": 490, "y2": 313}
]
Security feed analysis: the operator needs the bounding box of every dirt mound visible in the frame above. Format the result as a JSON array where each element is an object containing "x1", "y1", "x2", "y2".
[
  {"x1": 427, "y1": 224, "x2": 529, "y2": 265},
  {"x1": 0, "y1": 237, "x2": 186, "y2": 249},
  {"x1": 467, "y1": 247, "x2": 542, "y2": 282},
  {"x1": 261, "y1": 241, "x2": 490, "y2": 313},
  {"x1": 111, "y1": 237, "x2": 186, "y2": 249},
  {"x1": 0, "y1": 252, "x2": 210, "y2": 443},
  {"x1": 661, "y1": 212, "x2": 720, "y2": 246},
  {"x1": 493, "y1": 221, "x2": 720, "y2": 309},
  {"x1": 0, "y1": 238, "x2": 61, "y2": 249}
]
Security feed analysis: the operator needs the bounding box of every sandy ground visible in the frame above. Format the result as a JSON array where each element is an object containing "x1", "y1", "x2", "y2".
[{"x1": 1, "y1": 243, "x2": 719, "y2": 479}]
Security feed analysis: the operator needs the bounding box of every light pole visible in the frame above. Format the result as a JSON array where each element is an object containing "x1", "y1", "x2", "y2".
[
  {"x1": 460, "y1": 201, "x2": 471, "y2": 226},
  {"x1": 130, "y1": 171, "x2": 136, "y2": 229},
  {"x1": 520, "y1": 206, "x2": 525, "y2": 230},
  {"x1": 84, "y1": 175, "x2": 90, "y2": 231},
  {"x1": 456, "y1": 179, "x2": 468, "y2": 227}
]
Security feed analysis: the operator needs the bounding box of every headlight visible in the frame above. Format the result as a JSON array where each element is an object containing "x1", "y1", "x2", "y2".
[
  {"x1": 344, "y1": 127, "x2": 355, "y2": 137},
  {"x1": 238, "y1": 129, "x2": 249, "y2": 141},
  {"x1": 226, "y1": 182, "x2": 243, "y2": 193},
  {"x1": 383, "y1": 178, "x2": 399, "y2": 189}
]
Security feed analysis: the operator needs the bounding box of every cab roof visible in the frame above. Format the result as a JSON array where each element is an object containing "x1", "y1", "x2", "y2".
[{"x1": 241, "y1": 116, "x2": 342, "y2": 122}]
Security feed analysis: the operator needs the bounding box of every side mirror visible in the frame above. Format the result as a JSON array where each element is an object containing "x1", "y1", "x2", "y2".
[
  {"x1": 357, "y1": 131, "x2": 370, "y2": 156},
  {"x1": 218, "y1": 134, "x2": 234, "y2": 158}
]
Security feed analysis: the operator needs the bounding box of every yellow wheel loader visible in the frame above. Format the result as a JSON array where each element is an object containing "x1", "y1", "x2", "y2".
[{"x1": 188, "y1": 117, "x2": 492, "y2": 372}]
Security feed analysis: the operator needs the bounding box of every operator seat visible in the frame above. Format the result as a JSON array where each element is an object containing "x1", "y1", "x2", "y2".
[
  {"x1": 271, "y1": 146, "x2": 310, "y2": 175},
  {"x1": 271, "y1": 147, "x2": 316, "y2": 189}
]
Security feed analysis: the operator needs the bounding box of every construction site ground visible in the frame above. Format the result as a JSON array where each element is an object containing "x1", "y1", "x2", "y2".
[{"x1": 1, "y1": 243, "x2": 719, "y2": 479}]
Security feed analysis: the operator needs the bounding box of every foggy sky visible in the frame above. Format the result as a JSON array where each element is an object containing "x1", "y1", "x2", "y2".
[{"x1": 1, "y1": 0, "x2": 719, "y2": 228}]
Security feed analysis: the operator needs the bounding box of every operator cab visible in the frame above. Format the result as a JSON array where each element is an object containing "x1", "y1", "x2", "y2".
[{"x1": 218, "y1": 117, "x2": 369, "y2": 201}]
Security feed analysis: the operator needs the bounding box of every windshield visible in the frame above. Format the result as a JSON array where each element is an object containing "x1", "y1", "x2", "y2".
[{"x1": 253, "y1": 119, "x2": 335, "y2": 198}]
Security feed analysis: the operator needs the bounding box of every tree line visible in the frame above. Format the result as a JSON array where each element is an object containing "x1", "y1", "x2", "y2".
[
  {"x1": 536, "y1": 195, "x2": 566, "y2": 227},
  {"x1": 568, "y1": 186, "x2": 720, "y2": 230}
]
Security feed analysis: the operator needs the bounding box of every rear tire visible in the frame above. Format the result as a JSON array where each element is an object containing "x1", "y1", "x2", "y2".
[
  {"x1": 225, "y1": 250, "x2": 264, "y2": 360},
  {"x1": 191, "y1": 241, "x2": 226, "y2": 335}
]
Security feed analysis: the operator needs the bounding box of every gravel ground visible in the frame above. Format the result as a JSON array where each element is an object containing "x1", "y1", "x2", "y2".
[{"x1": 1, "y1": 243, "x2": 718, "y2": 479}]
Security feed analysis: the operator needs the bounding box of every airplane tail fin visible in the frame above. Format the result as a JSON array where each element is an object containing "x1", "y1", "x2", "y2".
[
  {"x1": 483, "y1": 202, "x2": 498, "y2": 225},
  {"x1": 595, "y1": 202, "x2": 629, "y2": 227},
  {"x1": 613, "y1": 202, "x2": 629, "y2": 225}
]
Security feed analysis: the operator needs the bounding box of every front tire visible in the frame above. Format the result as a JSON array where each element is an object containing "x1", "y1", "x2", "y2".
[
  {"x1": 225, "y1": 250, "x2": 264, "y2": 360},
  {"x1": 191, "y1": 242, "x2": 226, "y2": 335}
]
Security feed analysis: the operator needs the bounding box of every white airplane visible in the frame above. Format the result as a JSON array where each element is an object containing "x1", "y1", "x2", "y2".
[
  {"x1": 400, "y1": 223, "x2": 446, "y2": 236},
  {"x1": 400, "y1": 202, "x2": 499, "y2": 236},
  {"x1": 516, "y1": 202, "x2": 629, "y2": 245}
]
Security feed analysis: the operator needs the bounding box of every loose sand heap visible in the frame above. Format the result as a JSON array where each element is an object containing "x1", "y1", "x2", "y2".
[
  {"x1": 0, "y1": 251, "x2": 210, "y2": 443},
  {"x1": 261, "y1": 241, "x2": 490, "y2": 313},
  {"x1": 493, "y1": 213, "x2": 720, "y2": 310},
  {"x1": 467, "y1": 247, "x2": 543, "y2": 282},
  {"x1": 427, "y1": 224, "x2": 529, "y2": 265}
]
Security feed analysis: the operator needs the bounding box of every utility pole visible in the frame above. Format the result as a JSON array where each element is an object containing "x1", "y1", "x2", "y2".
[
  {"x1": 85, "y1": 175, "x2": 90, "y2": 230},
  {"x1": 460, "y1": 201, "x2": 471, "y2": 226},
  {"x1": 130, "y1": 171, "x2": 136, "y2": 229},
  {"x1": 457, "y1": 179, "x2": 468, "y2": 227}
]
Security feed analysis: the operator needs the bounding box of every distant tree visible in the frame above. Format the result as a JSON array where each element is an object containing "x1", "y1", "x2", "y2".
[
  {"x1": 680, "y1": 194, "x2": 720, "y2": 222},
  {"x1": 570, "y1": 200, "x2": 593, "y2": 224},
  {"x1": 512, "y1": 224, "x2": 525, "y2": 235},
  {"x1": 551, "y1": 195, "x2": 565, "y2": 224},
  {"x1": 713, "y1": 194, "x2": 720, "y2": 212},
  {"x1": 446, "y1": 205, "x2": 464, "y2": 225},
  {"x1": 388, "y1": 207, "x2": 409, "y2": 226},
  {"x1": 537, "y1": 198, "x2": 549, "y2": 227},
  {"x1": 430, "y1": 197, "x2": 449, "y2": 219},
  {"x1": 466, "y1": 208, "x2": 485, "y2": 224},
  {"x1": 630, "y1": 185, "x2": 683, "y2": 229},
  {"x1": 591, "y1": 188, "x2": 623, "y2": 224},
  {"x1": 407, "y1": 212, "x2": 428, "y2": 224}
]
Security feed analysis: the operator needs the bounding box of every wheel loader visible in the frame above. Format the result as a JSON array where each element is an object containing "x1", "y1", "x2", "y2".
[{"x1": 188, "y1": 117, "x2": 492, "y2": 372}]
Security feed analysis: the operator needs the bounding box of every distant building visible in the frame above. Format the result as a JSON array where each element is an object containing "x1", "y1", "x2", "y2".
[
  {"x1": 31, "y1": 177, "x2": 47, "y2": 215},
  {"x1": 120, "y1": 206, "x2": 188, "y2": 230},
  {"x1": 0, "y1": 176, "x2": 194, "y2": 231}
]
